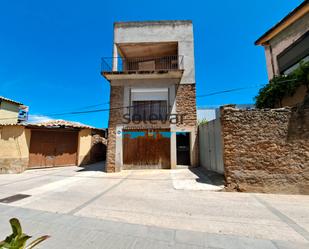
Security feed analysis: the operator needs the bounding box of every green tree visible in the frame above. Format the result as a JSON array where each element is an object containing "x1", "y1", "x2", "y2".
[{"x1": 255, "y1": 61, "x2": 309, "y2": 108}]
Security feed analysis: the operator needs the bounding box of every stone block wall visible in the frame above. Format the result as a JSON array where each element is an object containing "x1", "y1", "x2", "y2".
[
  {"x1": 106, "y1": 86, "x2": 124, "y2": 172},
  {"x1": 176, "y1": 84, "x2": 199, "y2": 167},
  {"x1": 176, "y1": 84, "x2": 197, "y2": 127},
  {"x1": 221, "y1": 105, "x2": 309, "y2": 194}
]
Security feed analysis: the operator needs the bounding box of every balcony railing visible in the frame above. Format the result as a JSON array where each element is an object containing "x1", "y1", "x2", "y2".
[{"x1": 101, "y1": 55, "x2": 184, "y2": 73}]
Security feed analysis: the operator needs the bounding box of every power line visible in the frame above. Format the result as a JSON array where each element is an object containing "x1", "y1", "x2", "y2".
[
  {"x1": 196, "y1": 79, "x2": 297, "y2": 98},
  {"x1": 0, "y1": 79, "x2": 298, "y2": 121},
  {"x1": 196, "y1": 85, "x2": 262, "y2": 98}
]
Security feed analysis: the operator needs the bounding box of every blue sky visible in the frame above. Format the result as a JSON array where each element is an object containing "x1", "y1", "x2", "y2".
[{"x1": 0, "y1": 0, "x2": 303, "y2": 128}]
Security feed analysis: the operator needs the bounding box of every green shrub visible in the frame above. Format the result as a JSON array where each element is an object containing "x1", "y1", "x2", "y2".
[
  {"x1": 255, "y1": 61, "x2": 309, "y2": 108},
  {"x1": 0, "y1": 218, "x2": 49, "y2": 249},
  {"x1": 198, "y1": 119, "x2": 208, "y2": 125}
]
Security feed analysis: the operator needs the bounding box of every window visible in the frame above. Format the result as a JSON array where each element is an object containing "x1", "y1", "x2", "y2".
[
  {"x1": 278, "y1": 31, "x2": 309, "y2": 74},
  {"x1": 132, "y1": 100, "x2": 168, "y2": 120}
]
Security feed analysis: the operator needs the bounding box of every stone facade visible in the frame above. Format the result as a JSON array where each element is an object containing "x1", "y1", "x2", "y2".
[
  {"x1": 221, "y1": 105, "x2": 309, "y2": 194},
  {"x1": 175, "y1": 84, "x2": 198, "y2": 166},
  {"x1": 106, "y1": 86, "x2": 124, "y2": 172},
  {"x1": 176, "y1": 84, "x2": 197, "y2": 127},
  {"x1": 106, "y1": 84, "x2": 199, "y2": 172}
]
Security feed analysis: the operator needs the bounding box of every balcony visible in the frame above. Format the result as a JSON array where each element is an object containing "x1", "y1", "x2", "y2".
[{"x1": 101, "y1": 55, "x2": 184, "y2": 81}]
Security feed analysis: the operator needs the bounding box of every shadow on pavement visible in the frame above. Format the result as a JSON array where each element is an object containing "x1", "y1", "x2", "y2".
[
  {"x1": 77, "y1": 161, "x2": 106, "y2": 172},
  {"x1": 190, "y1": 167, "x2": 225, "y2": 186}
]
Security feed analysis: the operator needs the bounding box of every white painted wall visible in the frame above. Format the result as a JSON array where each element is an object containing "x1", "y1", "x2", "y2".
[{"x1": 113, "y1": 21, "x2": 195, "y2": 84}]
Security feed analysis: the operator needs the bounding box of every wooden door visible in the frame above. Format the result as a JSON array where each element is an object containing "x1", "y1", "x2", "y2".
[
  {"x1": 29, "y1": 130, "x2": 78, "y2": 168},
  {"x1": 123, "y1": 129, "x2": 170, "y2": 169}
]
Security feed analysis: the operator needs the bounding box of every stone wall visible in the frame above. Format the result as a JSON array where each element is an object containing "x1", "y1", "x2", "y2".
[
  {"x1": 106, "y1": 86, "x2": 124, "y2": 172},
  {"x1": 176, "y1": 84, "x2": 197, "y2": 127},
  {"x1": 279, "y1": 85, "x2": 308, "y2": 108},
  {"x1": 176, "y1": 84, "x2": 199, "y2": 166},
  {"x1": 221, "y1": 105, "x2": 309, "y2": 194}
]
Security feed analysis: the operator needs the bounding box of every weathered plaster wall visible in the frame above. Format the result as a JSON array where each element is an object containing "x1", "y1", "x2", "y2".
[
  {"x1": 221, "y1": 106, "x2": 309, "y2": 194},
  {"x1": 78, "y1": 129, "x2": 106, "y2": 166},
  {"x1": 0, "y1": 125, "x2": 30, "y2": 173},
  {"x1": 77, "y1": 128, "x2": 92, "y2": 165},
  {"x1": 0, "y1": 101, "x2": 20, "y2": 124},
  {"x1": 114, "y1": 21, "x2": 195, "y2": 84},
  {"x1": 265, "y1": 13, "x2": 309, "y2": 79},
  {"x1": 280, "y1": 85, "x2": 308, "y2": 107}
]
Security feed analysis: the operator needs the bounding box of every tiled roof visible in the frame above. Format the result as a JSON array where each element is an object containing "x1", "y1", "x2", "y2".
[
  {"x1": 26, "y1": 119, "x2": 96, "y2": 129},
  {"x1": 0, "y1": 123, "x2": 24, "y2": 127},
  {"x1": 0, "y1": 96, "x2": 23, "y2": 105},
  {"x1": 0, "y1": 119, "x2": 105, "y2": 131}
]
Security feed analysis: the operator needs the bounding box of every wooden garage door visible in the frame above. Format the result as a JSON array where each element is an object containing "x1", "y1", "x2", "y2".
[
  {"x1": 29, "y1": 130, "x2": 78, "y2": 168},
  {"x1": 123, "y1": 129, "x2": 170, "y2": 169}
]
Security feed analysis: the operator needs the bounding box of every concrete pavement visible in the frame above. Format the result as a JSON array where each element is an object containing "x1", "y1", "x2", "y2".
[{"x1": 0, "y1": 163, "x2": 309, "y2": 248}]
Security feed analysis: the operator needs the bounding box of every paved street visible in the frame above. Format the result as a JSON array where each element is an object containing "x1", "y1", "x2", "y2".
[{"x1": 0, "y1": 163, "x2": 309, "y2": 248}]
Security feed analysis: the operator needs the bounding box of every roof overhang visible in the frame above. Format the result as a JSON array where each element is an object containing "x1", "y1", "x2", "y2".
[
  {"x1": 117, "y1": 42, "x2": 178, "y2": 58},
  {"x1": 0, "y1": 96, "x2": 23, "y2": 106},
  {"x1": 102, "y1": 70, "x2": 184, "y2": 82},
  {"x1": 255, "y1": 1, "x2": 309, "y2": 46}
]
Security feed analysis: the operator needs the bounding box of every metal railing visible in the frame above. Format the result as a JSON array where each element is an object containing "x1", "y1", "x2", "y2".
[{"x1": 101, "y1": 55, "x2": 184, "y2": 73}]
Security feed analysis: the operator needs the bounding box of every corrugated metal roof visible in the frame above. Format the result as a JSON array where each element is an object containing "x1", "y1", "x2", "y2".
[{"x1": 0, "y1": 96, "x2": 23, "y2": 105}]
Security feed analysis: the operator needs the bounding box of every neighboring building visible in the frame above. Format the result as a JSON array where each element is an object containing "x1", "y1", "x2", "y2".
[
  {"x1": 197, "y1": 104, "x2": 255, "y2": 122},
  {"x1": 255, "y1": 1, "x2": 309, "y2": 106},
  {"x1": 197, "y1": 107, "x2": 216, "y2": 122},
  {"x1": 0, "y1": 96, "x2": 23, "y2": 124},
  {"x1": 101, "y1": 20, "x2": 198, "y2": 172},
  {"x1": 0, "y1": 120, "x2": 106, "y2": 174}
]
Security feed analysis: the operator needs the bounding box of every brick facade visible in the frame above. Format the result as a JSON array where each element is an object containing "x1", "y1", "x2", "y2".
[{"x1": 221, "y1": 105, "x2": 309, "y2": 194}]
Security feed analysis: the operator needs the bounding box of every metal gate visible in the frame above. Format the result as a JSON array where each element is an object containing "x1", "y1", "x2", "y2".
[
  {"x1": 199, "y1": 119, "x2": 224, "y2": 174},
  {"x1": 123, "y1": 129, "x2": 170, "y2": 169}
]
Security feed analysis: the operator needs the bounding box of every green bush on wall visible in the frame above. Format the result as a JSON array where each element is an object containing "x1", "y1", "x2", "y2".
[{"x1": 255, "y1": 61, "x2": 309, "y2": 108}]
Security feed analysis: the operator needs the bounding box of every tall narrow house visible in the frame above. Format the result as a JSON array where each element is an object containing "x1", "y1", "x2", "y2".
[{"x1": 101, "y1": 20, "x2": 198, "y2": 172}]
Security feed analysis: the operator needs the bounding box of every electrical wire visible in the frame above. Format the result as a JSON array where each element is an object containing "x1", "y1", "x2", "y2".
[{"x1": 0, "y1": 79, "x2": 298, "y2": 121}]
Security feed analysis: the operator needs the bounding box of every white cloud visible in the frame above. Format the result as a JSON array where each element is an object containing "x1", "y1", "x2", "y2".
[{"x1": 27, "y1": 114, "x2": 54, "y2": 123}]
